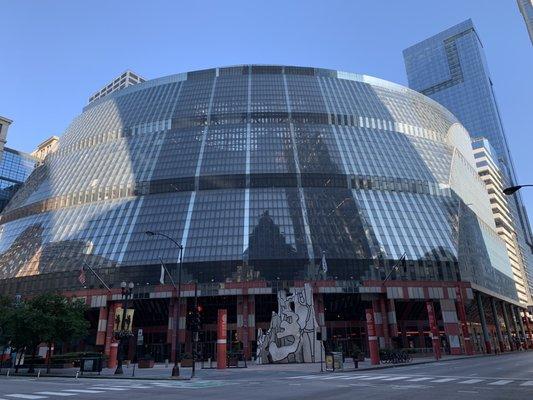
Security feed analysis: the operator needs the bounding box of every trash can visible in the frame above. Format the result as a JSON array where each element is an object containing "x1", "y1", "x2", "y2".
[
  {"x1": 80, "y1": 356, "x2": 103, "y2": 373},
  {"x1": 332, "y1": 352, "x2": 343, "y2": 371}
]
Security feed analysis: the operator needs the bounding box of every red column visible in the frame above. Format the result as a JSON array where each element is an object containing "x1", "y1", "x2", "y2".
[
  {"x1": 440, "y1": 299, "x2": 462, "y2": 355},
  {"x1": 366, "y1": 308, "x2": 380, "y2": 365},
  {"x1": 96, "y1": 306, "x2": 108, "y2": 346},
  {"x1": 372, "y1": 299, "x2": 385, "y2": 349},
  {"x1": 380, "y1": 297, "x2": 391, "y2": 348},
  {"x1": 387, "y1": 299, "x2": 398, "y2": 338},
  {"x1": 167, "y1": 298, "x2": 178, "y2": 363},
  {"x1": 237, "y1": 295, "x2": 250, "y2": 359},
  {"x1": 455, "y1": 287, "x2": 474, "y2": 355},
  {"x1": 104, "y1": 302, "x2": 120, "y2": 358},
  {"x1": 108, "y1": 342, "x2": 118, "y2": 369},
  {"x1": 217, "y1": 309, "x2": 227, "y2": 369},
  {"x1": 426, "y1": 301, "x2": 442, "y2": 360}
]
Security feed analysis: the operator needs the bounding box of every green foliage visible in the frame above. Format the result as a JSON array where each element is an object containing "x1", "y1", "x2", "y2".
[{"x1": 0, "y1": 293, "x2": 89, "y2": 357}]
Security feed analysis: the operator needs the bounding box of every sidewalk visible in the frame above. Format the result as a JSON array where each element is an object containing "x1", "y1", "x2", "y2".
[{"x1": 0, "y1": 353, "x2": 493, "y2": 380}]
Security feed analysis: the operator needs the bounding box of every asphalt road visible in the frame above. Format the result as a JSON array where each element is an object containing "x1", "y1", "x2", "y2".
[{"x1": 1, "y1": 352, "x2": 533, "y2": 399}]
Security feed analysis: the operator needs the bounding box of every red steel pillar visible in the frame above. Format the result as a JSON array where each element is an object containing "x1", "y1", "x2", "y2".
[
  {"x1": 372, "y1": 299, "x2": 385, "y2": 349},
  {"x1": 380, "y1": 297, "x2": 391, "y2": 348},
  {"x1": 96, "y1": 306, "x2": 108, "y2": 346},
  {"x1": 440, "y1": 299, "x2": 462, "y2": 355},
  {"x1": 387, "y1": 299, "x2": 398, "y2": 338},
  {"x1": 167, "y1": 298, "x2": 179, "y2": 362},
  {"x1": 455, "y1": 287, "x2": 474, "y2": 355},
  {"x1": 237, "y1": 295, "x2": 251, "y2": 359},
  {"x1": 104, "y1": 302, "x2": 121, "y2": 367},
  {"x1": 365, "y1": 307, "x2": 380, "y2": 365},
  {"x1": 217, "y1": 309, "x2": 227, "y2": 369},
  {"x1": 426, "y1": 301, "x2": 442, "y2": 360}
]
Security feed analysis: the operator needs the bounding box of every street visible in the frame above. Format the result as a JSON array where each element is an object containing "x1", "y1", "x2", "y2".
[{"x1": 1, "y1": 353, "x2": 533, "y2": 399}]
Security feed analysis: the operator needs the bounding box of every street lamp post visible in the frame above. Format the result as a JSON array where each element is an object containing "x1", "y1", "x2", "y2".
[
  {"x1": 115, "y1": 281, "x2": 134, "y2": 375},
  {"x1": 503, "y1": 184, "x2": 533, "y2": 196},
  {"x1": 145, "y1": 230, "x2": 183, "y2": 377}
]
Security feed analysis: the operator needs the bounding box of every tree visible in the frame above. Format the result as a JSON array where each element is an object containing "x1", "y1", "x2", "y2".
[
  {"x1": 28, "y1": 293, "x2": 89, "y2": 373},
  {"x1": 0, "y1": 293, "x2": 89, "y2": 373}
]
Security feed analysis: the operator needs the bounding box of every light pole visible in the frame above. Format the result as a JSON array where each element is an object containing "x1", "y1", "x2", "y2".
[
  {"x1": 503, "y1": 185, "x2": 533, "y2": 195},
  {"x1": 145, "y1": 230, "x2": 183, "y2": 377},
  {"x1": 115, "y1": 281, "x2": 134, "y2": 375}
]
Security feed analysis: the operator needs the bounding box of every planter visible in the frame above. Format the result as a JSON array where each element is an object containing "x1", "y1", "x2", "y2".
[
  {"x1": 138, "y1": 359, "x2": 155, "y2": 368},
  {"x1": 228, "y1": 357, "x2": 239, "y2": 367},
  {"x1": 181, "y1": 359, "x2": 194, "y2": 367}
]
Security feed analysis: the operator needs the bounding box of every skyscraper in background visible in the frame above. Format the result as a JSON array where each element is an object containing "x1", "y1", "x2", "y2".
[
  {"x1": 403, "y1": 19, "x2": 533, "y2": 304},
  {"x1": 518, "y1": 0, "x2": 533, "y2": 44}
]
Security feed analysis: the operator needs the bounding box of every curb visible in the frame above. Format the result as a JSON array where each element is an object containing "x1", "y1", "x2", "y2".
[{"x1": 1, "y1": 351, "x2": 528, "y2": 380}]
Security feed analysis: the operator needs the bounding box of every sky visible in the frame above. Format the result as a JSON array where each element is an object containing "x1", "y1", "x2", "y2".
[{"x1": 1, "y1": 0, "x2": 532, "y2": 222}]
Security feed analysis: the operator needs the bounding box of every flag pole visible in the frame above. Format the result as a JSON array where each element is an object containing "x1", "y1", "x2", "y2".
[
  {"x1": 82, "y1": 261, "x2": 111, "y2": 292},
  {"x1": 159, "y1": 257, "x2": 177, "y2": 289}
]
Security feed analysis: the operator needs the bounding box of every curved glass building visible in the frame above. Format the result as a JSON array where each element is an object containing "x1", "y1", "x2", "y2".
[{"x1": 0, "y1": 65, "x2": 528, "y2": 360}]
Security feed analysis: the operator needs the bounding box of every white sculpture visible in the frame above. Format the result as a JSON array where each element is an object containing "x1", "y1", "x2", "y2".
[{"x1": 256, "y1": 283, "x2": 324, "y2": 363}]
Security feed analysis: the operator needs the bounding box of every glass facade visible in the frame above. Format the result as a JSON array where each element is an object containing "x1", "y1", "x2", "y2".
[
  {"x1": 0, "y1": 147, "x2": 36, "y2": 211},
  {"x1": 0, "y1": 65, "x2": 518, "y2": 300},
  {"x1": 403, "y1": 20, "x2": 533, "y2": 299}
]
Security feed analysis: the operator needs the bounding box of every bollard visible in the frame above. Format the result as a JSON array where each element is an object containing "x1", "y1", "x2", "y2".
[
  {"x1": 165, "y1": 358, "x2": 169, "y2": 368},
  {"x1": 6, "y1": 370, "x2": 10, "y2": 377},
  {"x1": 75, "y1": 371, "x2": 79, "y2": 380},
  {"x1": 208, "y1": 357, "x2": 212, "y2": 368},
  {"x1": 37, "y1": 369, "x2": 41, "y2": 378}
]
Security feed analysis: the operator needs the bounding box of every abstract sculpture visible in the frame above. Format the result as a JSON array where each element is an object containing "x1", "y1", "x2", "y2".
[{"x1": 256, "y1": 283, "x2": 324, "y2": 363}]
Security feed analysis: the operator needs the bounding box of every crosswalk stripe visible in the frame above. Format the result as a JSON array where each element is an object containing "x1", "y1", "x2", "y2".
[
  {"x1": 90, "y1": 387, "x2": 129, "y2": 391},
  {"x1": 406, "y1": 377, "x2": 433, "y2": 382},
  {"x1": 431, "y1": 378, "x2": 457, "y2": 383},
  {"x1": 321, "y1": 375, "x2": 351, "y2": 380},
  {"x1": 62, "y1": 389, "x2": 105, "y2": 393},
  {"x1": 298, "y1": 376, "x2": 320, "y2": 380},
  {"x1": 459, "y1": 379, "x2": 484, "y2": 384},
  {"x1": 488, "y1": 380, "x2": 513, "y2": 386},
  {"x1": 35, "y1": 393, "x2": 77, "y2": 397},
  {"x1": 360, "y1": 376, "x2": 390, "y2": 380},
  {"x1": 338, "y1": 375, "x2": 371, "y2": 380},
  {"x1": 520, "y1": 381, "x2": 533, "y2": 386},
  {"x1": 382, "y1": 376, "x2": 409, "y2": 381},
  {"x1": 6, "y1": 395, "x2": 47, "y2": 399}
]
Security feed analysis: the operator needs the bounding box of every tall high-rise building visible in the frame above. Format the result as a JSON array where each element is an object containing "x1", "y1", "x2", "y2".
[
  {"x1": 518, "y1": 0, "x2": 533, "y2": 44},
  {"x1": 403, "y1": 19, "x2": 533, "y2": 303},
  {"x1": 88, "y1": 70, "x2": 145, "y2": 104},
  {"x1": 472, "y1": 137, "x2": 531, "y2": 306}
]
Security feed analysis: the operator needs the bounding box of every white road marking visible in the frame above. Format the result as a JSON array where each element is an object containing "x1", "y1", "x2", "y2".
[
  {"x1": 6, "y1": 395, "x2": 47, "y2": 400},
  {"x1": 459, "y1": 379, "x2": 484, "y2": 384},
  {"x1": 520, "y1": 381, "x2": 533, "y2": 386},
  {"x1": 321, "y1": 375, "x2": 351, "y2": 380},
  {"x1": 488, "y1": 380, "x2": 513, "y2": 385},
  {"x1": 62, "y1": 389, "x2": 105, "y2": 393},
  {"x1": 359, "y1": 376, "x2": 390, "y2": 380},
  {"x1": 339, "y1": 375, "x2": 371, "y2": 380},
  {"x1": 35, "y1": 393, "x2": 77, "y2": 397},
  {"x1": 431, "y1": 378, "x2": 457, "y2": 383},
  {"x1": 406, "y1": 377, "x2": 433, "y2": 382},
  {"x1": 90, "y1": 387, "x2": 129, "y2": 391},
  {"x1": 382, "y1": 376, "x2": 409, "y2": 381}
]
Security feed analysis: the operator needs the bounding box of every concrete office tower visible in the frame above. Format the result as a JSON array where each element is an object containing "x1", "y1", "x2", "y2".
[
  {"x1": 473, "y1": 138, "x2": 531, "y2": 306},
  {"x1": 88, "y1": 70, "x2": 145, "y2": 104},
  {"x1": 518, "y1": 0, "x2": 533, "y2": 44},
  {"x1": 403, "y1": 19, "x2": 533, "y2": 304}
]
